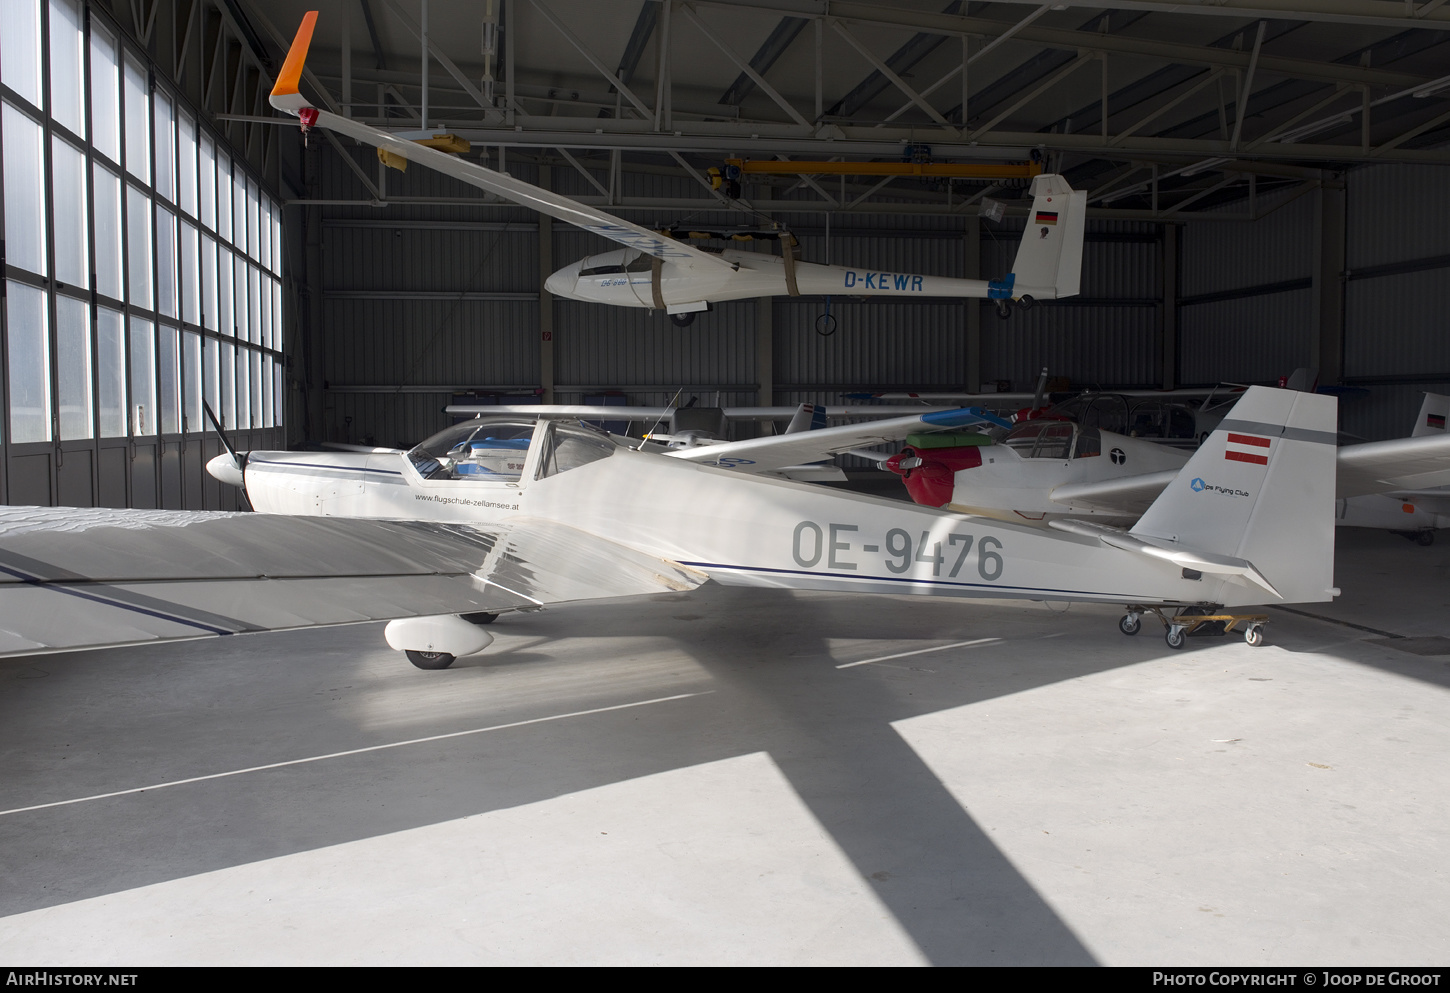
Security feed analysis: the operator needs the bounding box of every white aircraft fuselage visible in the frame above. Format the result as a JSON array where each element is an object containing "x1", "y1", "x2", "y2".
[
  {"x1": 225, "y1": 418, "x2": 1286, "y2": 610},
  {"x1": 544, "y1": 247, "x2": 1003, "y2": 311}
]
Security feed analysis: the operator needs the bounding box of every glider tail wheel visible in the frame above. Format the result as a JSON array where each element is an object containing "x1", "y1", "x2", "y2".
[
  {"x1": 670, "y1": 312, "x2": 697, "y2": 328},
  {"x1": 406, "y1": 650, "x2": 456, "y2": 670}
]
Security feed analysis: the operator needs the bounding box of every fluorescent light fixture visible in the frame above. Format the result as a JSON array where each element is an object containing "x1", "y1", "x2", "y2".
[
  {"x1": 1412, "y1": 74, "x2": 1450, "y2": 99},
  {"x1": 1273, "y1": 115, "x2": 1353, "y2": 144},
  {"x1": 1180, "y1": 157, "x2": 1231, "y2": 177}
]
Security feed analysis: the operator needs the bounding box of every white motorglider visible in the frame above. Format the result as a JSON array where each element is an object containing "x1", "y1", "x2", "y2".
[
  {"x1": 0, "y1": 388, "x2": 1338, "y2": 661},
  {"x1": 269, "y1": 13, "x2": 1085, "y2": 325},
  {"x1": 881, "y1": 391, "x2": 1450, "y2": 542}
]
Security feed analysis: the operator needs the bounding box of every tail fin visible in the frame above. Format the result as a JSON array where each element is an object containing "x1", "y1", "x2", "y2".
[
  {"x1": 1131, "y1": 386, "x2": 1339, "y2": 604},
  {"x1": 1411, "y1": 393, "x2": 1450, "y2": 438},
  {"x1": 784, "y1": 403, "x2": 829, "y2": 435},
  {"x1": 1005, "y1": 174, "x2": 1086, "y2": 301}
]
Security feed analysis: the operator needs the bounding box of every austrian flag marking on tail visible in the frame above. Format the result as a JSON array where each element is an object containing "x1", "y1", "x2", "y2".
[{"x1": 1225, "y1": 432, "x2": 1271, "y2": 466}]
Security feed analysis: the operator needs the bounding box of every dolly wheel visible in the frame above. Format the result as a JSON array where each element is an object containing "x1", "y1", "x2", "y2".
[
  {"x1": 1165, "y1": 626, "x2": 1187, "y2": 650},
  {"x1": 1245, "y1": 626, "x2": 1265, "y2": 648},
  {"x1": 1119, "y1": 613, "x2": 1141, "y2": 636}
]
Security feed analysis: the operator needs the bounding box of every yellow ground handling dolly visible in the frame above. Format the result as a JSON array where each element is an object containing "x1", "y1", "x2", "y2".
[{"x1": 1119, "y1": 605, "x2": 1269, "y2": 650}]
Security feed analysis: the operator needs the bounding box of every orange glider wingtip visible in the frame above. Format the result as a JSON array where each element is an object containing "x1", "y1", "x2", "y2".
[{"x1": 272, "y1": 11, "x2": 319, "y2": 98}]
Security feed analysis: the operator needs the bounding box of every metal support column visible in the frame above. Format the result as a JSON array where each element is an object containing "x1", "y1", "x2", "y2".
[
  {"x1": 1313, "y1": 184, "x2": 1346, "y2": 386},
  {"x1": 1161, "y1": 223, "x2": 1178, "y2": 390},
  {"x1": 964, "y1": 215, "x2": 981, "y2": 392},
  {"x1": 539, "y1": 165, "x2": 555, "y2": 403}
]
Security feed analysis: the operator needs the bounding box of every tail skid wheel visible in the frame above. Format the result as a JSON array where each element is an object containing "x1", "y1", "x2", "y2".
[{"x1": 406, "y1": 650, "x2": 456, "y2": 670}]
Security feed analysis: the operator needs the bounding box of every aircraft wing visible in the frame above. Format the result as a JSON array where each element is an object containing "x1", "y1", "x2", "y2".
[
  {"x1": 268, "y1": 14, "x2": 729, "y2": 273},
  {"x1": 1335, "y1": 434, "x2": 1450, "y2": 498},
  {"x1": 1048, "y1": 470, "x2": 1179, "y2": 516},
  {"x1": 0, "y1": 508, "x2": 703, "y2": 658},
  {"x1": 444, "y1": 404, "x2": 956, "y2": 421},
  {"x1": 663, "y1": 408, "x2": 1010, "y2": 473}
]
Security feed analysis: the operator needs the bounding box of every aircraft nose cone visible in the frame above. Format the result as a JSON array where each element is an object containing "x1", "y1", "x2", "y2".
[
  {"x1": 544, "y1": 266, "x2": 575, "y2": 297},
  {"x1": 207, "y1": 453, "x2": 245, "y2": 488}
]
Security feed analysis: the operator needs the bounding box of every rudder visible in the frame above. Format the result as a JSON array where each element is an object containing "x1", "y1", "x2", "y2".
[{"x1": 1007, "y1": 174, "x2": 1086, "y2": 301}]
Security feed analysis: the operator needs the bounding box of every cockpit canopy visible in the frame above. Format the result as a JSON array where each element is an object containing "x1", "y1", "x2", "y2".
[
  {"x1": 1003, "y1": 419, "x2": 1100, "y2": 460},
  {"x1": 409, "y1": 420, "x2": 537, "y2": 480},
  {"x1": 578, "y1": 248, "x2": 654, "y2": 277},
  {"x1": 408, "y1": 418, "x2": 618, "y2": 482},
  {"x1": 1046, "y1": 394, "x2": 1197, "y2": 441}
]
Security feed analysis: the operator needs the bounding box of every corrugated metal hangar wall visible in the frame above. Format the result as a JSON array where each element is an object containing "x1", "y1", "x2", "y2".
[{"x1": 310, "y1": 144, "x2": 1450, "y2": 452}]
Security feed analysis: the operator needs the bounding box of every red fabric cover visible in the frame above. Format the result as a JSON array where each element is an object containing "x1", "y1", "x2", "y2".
[{"x1": 884, "y1": 445, "x2": 983, "y2": 507}]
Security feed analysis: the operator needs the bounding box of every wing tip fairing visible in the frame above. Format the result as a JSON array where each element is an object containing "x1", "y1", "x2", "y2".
[{"x1": 271, "y1": 10, "x2": 318, "y2": 102}]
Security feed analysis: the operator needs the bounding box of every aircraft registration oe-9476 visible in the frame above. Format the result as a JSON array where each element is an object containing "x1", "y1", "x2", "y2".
[
  {"x1": 264, "y1": 12, "x2": 1087, "y2": 325},
  {"x1": 0, "y1": 388, "x2": 1339, "y2": 665}
]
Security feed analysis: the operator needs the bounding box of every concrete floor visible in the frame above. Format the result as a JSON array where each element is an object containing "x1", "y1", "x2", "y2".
[{"x1": 1, "y1": 527, "x2": 1448, "y2": 965}]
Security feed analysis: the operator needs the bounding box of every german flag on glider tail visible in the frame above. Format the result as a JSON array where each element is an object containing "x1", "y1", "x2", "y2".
[
  {"x1": 1035, "y1": 211, "x2": 1059, "y2": 225},
  {"x1": 1225, "y1": 432, "x2": 1271, "y2": 466}
]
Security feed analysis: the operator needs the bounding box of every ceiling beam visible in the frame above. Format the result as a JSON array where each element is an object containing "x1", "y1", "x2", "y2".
[
  {"x1": 679, "y1": 3, "x2": 811, "y2": 126},
  {"x1": 614, "y1": 2, "x2": 659, "y2": 91},
  {"x1": 719, "y1": 16, "x2": 810, "y2": 107},
  {"x1": 690, "y1": 1, "x2": 1437, "y2": 86}
]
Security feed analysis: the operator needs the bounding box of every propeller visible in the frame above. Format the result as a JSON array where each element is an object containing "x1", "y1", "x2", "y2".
[{"x1": 202, "y1": 400, "x2": 251, "y2": 509}]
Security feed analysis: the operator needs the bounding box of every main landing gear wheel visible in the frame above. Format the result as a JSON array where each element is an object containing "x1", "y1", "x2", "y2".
[
  {"x1": 670, "y1": 312, "x2": 697, "y2": 327},
  {"x1": 1418, "y1": 531, "x2": 1435, "y2": 547},
  {"x1": 1017, "y1": 294, "x2": 1035, "y2": 311},
  {"x1": 1165, "y1": 626, "x2": 1187, "y2": 650},
  {"x1": 1245, "y1": 625, "x2": 1265, "y2": 647},
  {"x1": 406, "y1": 650, "x2": 456, "y2": 670},
  {"x1": 1119, "y1": 613, "x2": 1141, "y2": 636}
]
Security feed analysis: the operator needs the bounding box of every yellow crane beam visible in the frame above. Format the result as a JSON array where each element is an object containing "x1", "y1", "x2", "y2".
[{"x1": 725, "y1": 158, "x2": 1042, "y2": 179}]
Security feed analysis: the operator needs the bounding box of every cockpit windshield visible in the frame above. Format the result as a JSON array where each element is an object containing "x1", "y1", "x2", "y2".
[{"x1": 408, "y1": 420, "x2": 537, "y2": 481}]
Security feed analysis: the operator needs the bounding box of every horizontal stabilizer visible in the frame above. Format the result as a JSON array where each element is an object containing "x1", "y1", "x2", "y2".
[{"x1": 1049, "y1": 518, "x2": 1279, "y2": 596}]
